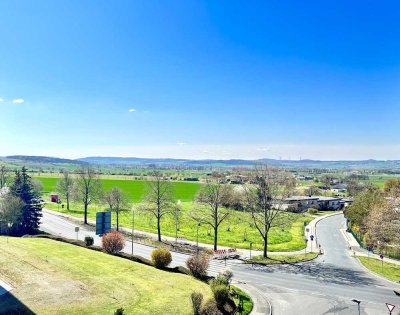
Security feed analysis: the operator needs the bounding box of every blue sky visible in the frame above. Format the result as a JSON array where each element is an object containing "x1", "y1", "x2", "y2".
[{"x1": 0, "y1": 0, "x2": 399, "y2": 160}]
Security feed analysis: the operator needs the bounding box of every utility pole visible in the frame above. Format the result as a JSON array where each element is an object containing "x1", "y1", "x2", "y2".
[{"x1": 132, "y1": 206, "x2": 135, "y2": 255}]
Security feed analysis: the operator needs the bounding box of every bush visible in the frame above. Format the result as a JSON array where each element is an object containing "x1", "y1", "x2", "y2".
[
  {"x1": 307, "y1": 208, "x2": 318, "y2": 214},
  {"x1": 151, "y1": 247, "x2": 172, "y2": 269},
  {"x1": 84, "y1": 236, "x2": 94, "y2": 247},
  {"x1": 210, "y1": 275, "x2": 229, "y2": 289},
  {"x1": 114, "y1": 308, "x2": 125, "y2": 315},
  {"x1": 102, "y1": 231, "x2": 125, "y2": 254},
  {"x1": 200, "y1": 299, "x2": 222, "y2": 315},
  {"x1": 186, "y1": 254, "x2": 210, "y2": 278},
  {"x1": 212, "y1": 285, "x2": 229, "y2": 309},
  {"x1": 191, "y1": 291, "x2": 204, "y2": 315},
  {"x1": 218, "y1": 269, "x2": 233, "y2": 284}
]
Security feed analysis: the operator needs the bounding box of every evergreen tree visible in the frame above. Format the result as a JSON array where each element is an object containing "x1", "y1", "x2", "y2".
[{"x1": 10, "y1": 167, "x2": 43, "y2": 235}]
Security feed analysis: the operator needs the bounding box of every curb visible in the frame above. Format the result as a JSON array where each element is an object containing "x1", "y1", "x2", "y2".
[
  {"x1": 354, "y1": 255, "x2": 400, "y2": 287},
  {"x1": 235, "y1": 282, "x2": 272, "y2": 315}
]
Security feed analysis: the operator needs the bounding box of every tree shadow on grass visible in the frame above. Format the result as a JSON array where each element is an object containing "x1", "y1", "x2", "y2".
[{"x1": 0, "y1": 292, "x2": 35, "y2": 315}]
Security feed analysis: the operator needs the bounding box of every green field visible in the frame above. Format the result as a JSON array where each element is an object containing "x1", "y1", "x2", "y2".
[
  {"x1": 34, "y1": 175, "x2": 201, "y2": 202},
  {"x1": 37, "y1": 175, "x2": 311, "y2": 251},
  {"x1": 358, "y1": 256, "x2": 400, "y2": 283},
  {"x1": 0, "y1": 237, "x2": 212, "y2": 315}
]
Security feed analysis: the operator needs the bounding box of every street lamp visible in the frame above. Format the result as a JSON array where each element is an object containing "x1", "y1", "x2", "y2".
[
  {"x1": 175, "y1": 200, "x2": 181, "y2": 243},
  {"x1": 351, "y1": 299, "x2": 361, "y2": 315},
  {"x1": 131, "y1": 206, "x2": 135, "y2": 255},
  {"x1": 196, "y1": 222, "x2": 201, "y2": 253}
]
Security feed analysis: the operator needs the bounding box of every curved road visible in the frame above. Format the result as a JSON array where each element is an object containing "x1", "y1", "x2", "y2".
[
  {"x1": 231, "y1": 214, "x2": 400, "y2": 315},
  {"x1": 40, "y1": 212, "x2": 400, "y2": 314}
]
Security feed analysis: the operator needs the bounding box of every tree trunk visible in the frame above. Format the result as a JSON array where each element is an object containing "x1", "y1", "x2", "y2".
[
  {"x1": 84, "y1": 203, "x2": 88, "y2": 224},
  {"x1": 214, "y1": 226, "x2": 218, "y2": 250},
  {"x1": 157, "y1": 217, "x2": 161, "y2": 242},
  {"x1": 116, "y1": 209, "x2": 119, "y2": 231},
  {"x1": 263, "y1": 231, "x2": 268, "y2": 258}
]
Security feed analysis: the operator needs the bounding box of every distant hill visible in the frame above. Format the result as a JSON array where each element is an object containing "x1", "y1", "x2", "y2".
[
  {"x1": 5, "y1": 155, "x2": 87, "y2": 165},
  {"x1": 78, "y1": 156, "x2": 400, "y2": 169},
  {"x1": 2, "y1": 155, "x2": 400, "y2": 170}
]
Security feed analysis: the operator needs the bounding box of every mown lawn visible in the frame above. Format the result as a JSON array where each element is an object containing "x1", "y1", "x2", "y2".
[
  {"x1": 358, "y1": 256, "x2": 400, "y2": 283},
  {"x1": 0, "y1": 237, "x2": 212, "y2": 315},
  {"x1": 37, "y1": 175, "x2": 311, "y2": 251}
]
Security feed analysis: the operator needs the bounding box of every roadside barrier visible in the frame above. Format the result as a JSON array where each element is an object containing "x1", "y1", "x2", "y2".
[{"x1": 214, "y1": 248, "x2": 238, "y2": 259}]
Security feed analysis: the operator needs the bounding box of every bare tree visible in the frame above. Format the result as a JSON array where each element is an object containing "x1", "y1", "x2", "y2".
[
  {"x1": 74, "y1": 166, "x2": 102, "y2": 224},
  {"x1": 243, "y1": 165, "x2": 293, "y2": 258},
  {"x1": 104, "y1": 187, "x2": 128, "y2": 231},
  {"x1": 142, "y1": 171, "x2": 174, "y2": 241},
  {"x1": 0, "y1": 166, "x2": 10, "y2": 189},
  {"x1": 196, "y1": 178, "x2": 232, "y2": 250},
  {"x1": 56, "y1": 171, "x2": 74, "y2": 211},
  {"x1": 365, "y1": 198, "x2": 400, "y2": 249}
]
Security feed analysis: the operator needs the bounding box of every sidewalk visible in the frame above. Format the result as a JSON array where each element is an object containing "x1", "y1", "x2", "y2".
[
  {"x1": 234, "y1": 281, "x2": 272, "y2": 315},
  {"x1": 342, "y1": 226, "x2": 400, "y2": 266}
]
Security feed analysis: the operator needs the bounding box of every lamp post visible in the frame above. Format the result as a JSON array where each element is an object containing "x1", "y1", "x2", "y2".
[
  {"x1": 132, "y1": 206, "x2": 135, "y2": 255},
  {"x1": 175, "y1": 200, "x2": 181, "y2": 243},
  {"x1": 196, "y1": 222, "x2": 201, "y2": 253},
  {"x1": 351, "y1": 299, "x2": 361, "y2": 315}
]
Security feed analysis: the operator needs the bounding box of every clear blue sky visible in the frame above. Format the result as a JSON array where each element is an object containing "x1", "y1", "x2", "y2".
[{"x1": 0, "y1": 0, "x2": 399, "y2": 160}]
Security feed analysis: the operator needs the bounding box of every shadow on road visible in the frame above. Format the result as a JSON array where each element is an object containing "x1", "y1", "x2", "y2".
[{"x1": 244, "y1": 261, "x2": 379, "y2": 287}]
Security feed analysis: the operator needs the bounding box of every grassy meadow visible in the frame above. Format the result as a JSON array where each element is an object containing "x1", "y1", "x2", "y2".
[
  {"x1": 0, "y1": 237, "x2": 212, "y2": 315},
  {"x1": 36, "y1": 175, "x2": 311, "y2": 251}
]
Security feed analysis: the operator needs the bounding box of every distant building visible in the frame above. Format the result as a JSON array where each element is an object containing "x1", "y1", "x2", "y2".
[
  {"x1": 283, "y1": 195, "x2": 352, "y2": 212},
  {"x1": 317, "y1": 196, "x2": 342, "y2": 210},
  {"x1": 283, "y1": 196, "x2": 319, "y2": 212}
]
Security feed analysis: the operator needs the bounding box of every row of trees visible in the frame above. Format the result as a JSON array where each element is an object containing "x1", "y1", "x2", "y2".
[
  {"x1": 345, "y1": 179, "x2": 400, "y2": 252},
  {"x1": 55, "y1": 165, "x2": 293, "y2": 258},
  {"x1": 0, "y1": 167, "x2": 43, "y2": 235}
]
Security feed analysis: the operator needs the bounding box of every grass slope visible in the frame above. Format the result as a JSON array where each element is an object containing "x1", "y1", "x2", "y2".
[
  {"x1": 358, "y1": 256, "x2": 400, "y2": 283},
  {"x1": 0, "y1": 237, "x2": 211, "y2": 315}
]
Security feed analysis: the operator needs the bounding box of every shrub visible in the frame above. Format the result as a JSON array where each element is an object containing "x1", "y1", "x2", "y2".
[
  {"x1": 212, "y1": 285, "x2": 229, "y2": 309},
  {"x1": 307, "y1": 208, "x2": 318, "y2": 214},
  {"x1": 186, "y1": 254, "x2": 210, "y2": 278},
  {"x1": 151, "y1": 247, "x2": 172, "y2": 269},
  {"x1": 210, "y1": 275, "x2": 229, "y2": 289},
  {"x1": 84, "y1": 235, "x2": 94, "y2": 247},
  {"x1": 191, "y1": 291, "x2": 204, "y2": 315},
  {"x1": 218, "y1": 269, "x2": 233, "y2": 284},
  {"x1": 102, "y1": 231, "x2": 125, "y2": 254},
  {"x1": 114, "y1": 308, "x2": 125, "y2": 315},
  {"x1": 200, "y1": 299, "x2": 222, "y2": 315}
]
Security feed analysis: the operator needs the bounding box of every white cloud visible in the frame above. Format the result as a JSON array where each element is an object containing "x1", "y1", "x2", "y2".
[
  {"x1": 0, "y1": 98, "x2": 4, "y2": 103},
  {"x1": 128, "y1": 108, "x2": 136, "y2": 112},
  {"x1": 176, "y1": 142, "x2": 185, "y2": 146},
  {"x1": 257, "y1": 147, "x2": 271, "y2": 152},
  {"x1": 12, "y1": 98, "x2": 24, "y2": 104}
]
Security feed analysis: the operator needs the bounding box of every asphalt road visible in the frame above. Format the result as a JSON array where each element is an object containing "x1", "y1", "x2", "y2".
[
  {"x1": 230, "y1": 215, "x2": 400, "y2": 315},
  {"x1": 40, "y1": 211, "x2": 400, "y2": 315}
]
